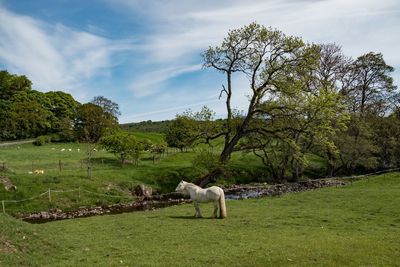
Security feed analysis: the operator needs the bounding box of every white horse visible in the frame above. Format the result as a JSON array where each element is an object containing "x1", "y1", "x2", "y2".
[{"x1": 175, "y1": 180, "x2": 227, "y2": 219}]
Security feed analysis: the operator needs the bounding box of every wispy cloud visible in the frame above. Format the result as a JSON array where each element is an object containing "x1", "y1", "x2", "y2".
[
  {"x1": 129, "y1": 63, "x2": 202, "y2": 97},
  {"x1": 0, "y1": 7, "x2": 133, "y2": 99},
  {"x1": 123, "y1": 97, "x2": 219, "y2": 122}
]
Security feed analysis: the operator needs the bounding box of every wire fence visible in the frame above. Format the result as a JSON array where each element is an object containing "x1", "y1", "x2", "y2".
[
  {"x1": 1, "y1": 187, "x2": 136, "y2": 214},
  {"x1": 317, "y1": 167, "x2": 400, "y2": 182}
]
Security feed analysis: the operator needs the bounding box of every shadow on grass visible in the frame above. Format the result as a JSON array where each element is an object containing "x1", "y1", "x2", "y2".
[{"x1": 169, "y1": 215, "x2": 216, "y2": 220}]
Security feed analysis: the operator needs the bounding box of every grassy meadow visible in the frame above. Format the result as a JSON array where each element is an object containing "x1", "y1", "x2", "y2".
[
  {"x1": 0, "y1": 173, "x2": 399, "y2": 266},
  {"x1": 0, "y1": 134, "x2": 272, "y2": 214}
]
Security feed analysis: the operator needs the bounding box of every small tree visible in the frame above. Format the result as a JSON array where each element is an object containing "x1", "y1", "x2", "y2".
[
  {"x1": 165, "y1": 115, "x2": 195, "y2": 151},
  {"x1": 101, "y1": 131, "x2": 138, "y2": 166},
  {"x1": 150, "y1": 142, "x2": 167, "y2": 163}
]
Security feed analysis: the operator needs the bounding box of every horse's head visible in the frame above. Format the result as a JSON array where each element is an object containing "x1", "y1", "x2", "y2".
[{"x1": 175, "y1": 180, "x2": 187, "y2": 193}]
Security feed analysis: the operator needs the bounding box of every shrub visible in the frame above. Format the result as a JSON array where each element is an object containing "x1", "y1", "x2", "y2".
[{"x1": 33, "y1": 135, "x2": 51, "y2": 146}]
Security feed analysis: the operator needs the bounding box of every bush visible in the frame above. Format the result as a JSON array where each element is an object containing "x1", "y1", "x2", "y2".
[
  {"x1": 33, "y1": 135, "x2": 51, "y2": 146},
  {"x1": 192, "y1": 149, "x2": 220, "y2": 173}
]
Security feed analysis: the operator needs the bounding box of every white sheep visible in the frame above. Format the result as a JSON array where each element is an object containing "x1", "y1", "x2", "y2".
[{"x1": 61, "y1": 148, "x2": 65, "y2": 152}]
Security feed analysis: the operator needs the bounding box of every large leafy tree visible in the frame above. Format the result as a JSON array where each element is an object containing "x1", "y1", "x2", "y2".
[
  {"x1": 242, "y1": 56, "x2": 349, "y2": 181},
  {"x1": 165, "y1": 115, "x2": 195, "y2": 151},
  {"x1": 5, "y1": 90, "x2": 53, "y2": 139},
  {"x1": 198, "y1": 23, "x2": 320, "y2": 185},
  {"x1": 165, "y1": 106, "x2": 219, "y2": 152},
  {"x1": 328, "y1": 52, "x2": 397, "y2": 174},
  {"x1": 91, "y1": 96, "x2": 121, "y2": 121},
  {"x1": 202, "y1": 23, "x2": 319, "y2": 165},
  {"x1": 346, "y1": 52, "x2": 397, "y2": 115},
  {"x1": 74, "y1": 103, "x2": 118, "y2": 143},
  {"x1": 0, "y1": 70, "x2": 34, "y2": 140},
  {"x1": 0, "y1": 70, "x2": 32, "y2": 100},
  {"x1": 45, "y1": 91, "x2": 80, "y2": 141}
]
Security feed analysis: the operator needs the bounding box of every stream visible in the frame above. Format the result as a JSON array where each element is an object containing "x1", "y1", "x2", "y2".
[{"x1": 19, "y1": 179, "x2": 348, "y2": 223}]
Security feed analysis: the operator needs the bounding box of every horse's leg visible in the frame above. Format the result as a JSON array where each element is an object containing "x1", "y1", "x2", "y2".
[
  {"x1": 194, "y1": 201, "x2": 202, "y2": 218},
  {"x1": 213, "y1": 201, "x2": 219, "y2": 218}
]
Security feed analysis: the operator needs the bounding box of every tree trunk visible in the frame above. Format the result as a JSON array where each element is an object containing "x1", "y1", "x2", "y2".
[{"x1": 194, "y1": 167, "x2": 224, "y2": 188}]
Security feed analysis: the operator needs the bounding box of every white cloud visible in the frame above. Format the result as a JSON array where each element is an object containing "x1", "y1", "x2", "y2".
[
  {"x1": 0, "y1": 7, "x2": 132, "y2": 99},
  {"x1": 129, "y1": 63, "x2": 202, "y2": 97},
  {"x1": 111, "y1": 0, "x2": 400, "y2": 106}
]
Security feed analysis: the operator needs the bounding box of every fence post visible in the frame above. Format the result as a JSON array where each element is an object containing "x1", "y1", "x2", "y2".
[
  {"x1": 78, "y1": 187, "x2": 81, "y2": 201},
  {"x1": 59, "y1": 160, "x2": 62, "y2": 172},
  {"x1": 48, "y1": 189, "x2": 51, "y2": 203},
  {"x1": 2, "y1": 200, "x2": 5, "y2": 213}
]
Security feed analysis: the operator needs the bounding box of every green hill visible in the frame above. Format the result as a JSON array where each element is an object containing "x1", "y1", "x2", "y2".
[{"x1": 120, "y1": 120, "x2": 171, "y2": 133}]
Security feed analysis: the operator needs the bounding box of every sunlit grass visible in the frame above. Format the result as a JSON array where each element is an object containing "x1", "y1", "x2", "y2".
[{"x1": 1, "y1": 173, "x2": 399, "y2": 266}]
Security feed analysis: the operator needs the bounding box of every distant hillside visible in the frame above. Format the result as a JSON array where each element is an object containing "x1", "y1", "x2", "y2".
[{"x1": 120, "y1": 120, "x2": 172, "y2": 133}]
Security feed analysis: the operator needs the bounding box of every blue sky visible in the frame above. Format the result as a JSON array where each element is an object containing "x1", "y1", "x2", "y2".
[{"x1": 1, "y1": 0, "x2": 399, "y2": 123}]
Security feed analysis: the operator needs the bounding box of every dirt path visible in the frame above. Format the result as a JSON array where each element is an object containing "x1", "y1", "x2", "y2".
[{"x1": 0, "y1": 140, "x2": 34, "y2": 147}]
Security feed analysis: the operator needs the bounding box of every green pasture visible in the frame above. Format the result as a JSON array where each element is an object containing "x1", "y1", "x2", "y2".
[
  {"x1": 0, "y1": 134, "x2": 272, "y2": 214},
  {"x1": 1, "y1": 173, "x2": 399, "y2": 266}
]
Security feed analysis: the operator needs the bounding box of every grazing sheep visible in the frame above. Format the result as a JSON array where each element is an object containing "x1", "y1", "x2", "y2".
[
  {"x1": 68, "y1": 148, "x2": 72, "y2": 152},
  {"x1": 34, "y1": 170, "x2": 44, "y2": 174},
  {"x1": 77, "y1": 148, "x2": 80, "y2": 152},
  {"x1": 61, "y1": 148, "x2": 65, "y2": 152}
]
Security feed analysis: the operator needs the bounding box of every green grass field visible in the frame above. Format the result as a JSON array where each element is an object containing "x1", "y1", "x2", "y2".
[
  {"x1": 1, "y1": 173, "x2": 399, "y2": 266},
  {"x1": 0, "y1": 135, "x2": 271, "y2": 214}
]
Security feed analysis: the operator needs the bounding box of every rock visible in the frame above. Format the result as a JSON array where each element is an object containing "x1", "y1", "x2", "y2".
[{"x1": 134, "y1": 184, "x2": 153, "y2": 199}]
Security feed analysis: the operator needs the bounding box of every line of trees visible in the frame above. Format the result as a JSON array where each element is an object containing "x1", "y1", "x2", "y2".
[
  {"x1": 0, "y1": 70, "x2": 120, "y2": 143},
  {"x1": 165, "y1": 23, "x2": 399, "y2": 185}
]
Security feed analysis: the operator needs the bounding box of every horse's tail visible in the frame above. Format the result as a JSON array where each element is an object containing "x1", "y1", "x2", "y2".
[{"x1": 219, "y1": 189, "x2": 227, "y2": 219}]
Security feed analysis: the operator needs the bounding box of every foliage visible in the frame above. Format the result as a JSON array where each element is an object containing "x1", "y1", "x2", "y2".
[
  {"x1": 45, "y1": 91, "x2": 80, "y2": 140},
  {"x1": 165, "y1": 115, "x2": 196, "y2": 151},
  {"x1": 121, "y1": 120, "x2": 171, "y2": 133},
  {"x1": 346, "y1": 52, "x2": 397, "y2": 115},
  {"x1": 203, "y1": 23, "x2": 320, "y2": 164},
  {"x1": 0, "y1": 70, "x2": 82, "y2": 142},
  {"x1": 74, "y1": 103, "x2": 118, "y2": 143},
  {"x1": 5, "y1": 90, "x2": 54, "y2": 139},
  {"x1": 100, "y1": 131, "x2": 145, "y2": 166},
  {"x1": 192, "y1": 148, "x2": 220, "y2": 173},
  {"x1": 371, "y1": 112, "x2": 400, "y2": 168},
  {"x1": 195, "y1": 24, "x2": 398, "y2": 183},
  {"x1": 33, "y1": 135, "x2": 52, "y2": 146},
  {"x1": 90, "y1": 96, "x2": 121, "y2": 120}
]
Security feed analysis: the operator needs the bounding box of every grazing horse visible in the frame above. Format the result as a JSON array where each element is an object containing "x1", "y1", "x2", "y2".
[{"x1": 175, "y1": 180, "x2": 227, "y2": 219}]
